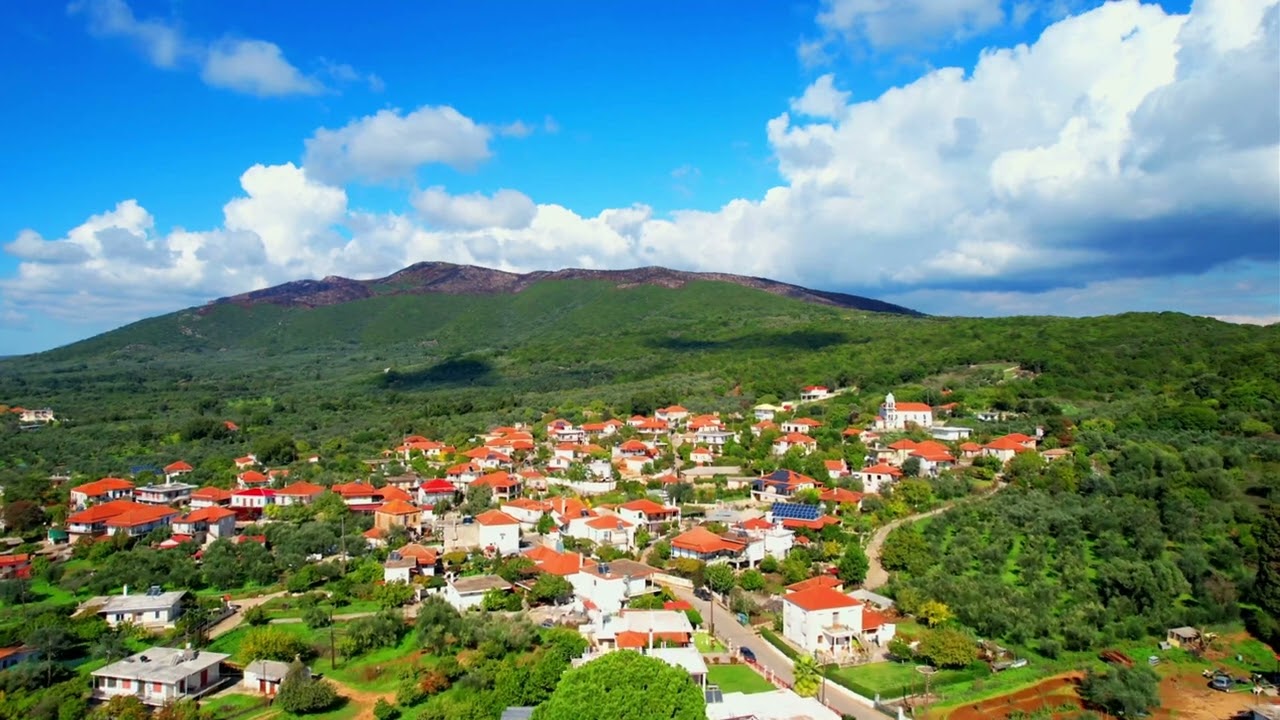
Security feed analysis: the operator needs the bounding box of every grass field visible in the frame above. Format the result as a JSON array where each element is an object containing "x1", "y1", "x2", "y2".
[
  {"x1": 204, "y1": 692, "x2": 270, "y2": 720},
  {"x1": 708, "y1": 664, "x2": 775, "y2": 694},
  {"x1": 314, "y1": 634, "x2": 423, "y2": 692},
  {"x1": 695, "y1": 632, "x2": 726, "y2": 653},
  {"x1": 207, "y1": 623, "x2": 328, "y2": 664},
  {"x1": 259, "y1": 596, "x2": 382, "y2": 619}
]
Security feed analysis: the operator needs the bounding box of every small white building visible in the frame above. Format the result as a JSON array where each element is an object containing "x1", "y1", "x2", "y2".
[
  {"x1": 441, "y1": 574, "x2": 513, "y2": 611},
  {"x1": 243, "y1": 659, "x2": 303, "y2": 696},
  {"x1": 930, "y1": 425, "x2": 972, "y2": 441},
  {"x1": 474, "y1": 510, "x2": 521, "y2": 556},
  {"x1": 857, "y1": 463, "x2": 902, "y2": 495},
  {"x1": 98, "y1": 588, "x2": 187, "y2": 629},
  {"x1": 91, "y1": 646, "x2": 228, "y2": 706},
  {"x1": 708, "y1": 689, "x2": 840, "y2": 720}
]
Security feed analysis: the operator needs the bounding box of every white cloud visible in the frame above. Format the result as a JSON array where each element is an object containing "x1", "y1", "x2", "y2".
[
  {"x1": 303, "y1": 106, "x2": 494, "y2": 185},
  {"x1": 7, "y1": 0, "x2": 1278, "y2": 350},
  {"x1": 497, "y1": 121, "x2": 534, "y2": 138},
  {"x1": 69, "y1": 0, "x2": 187, "y2": 68},
  {"x1": 790, "y1": 74, "x2": 850, "y2": 119},
  {"x1": 201, "y1": 39, "x2": 323, "y2": 97},
  {"x1": 817, "y1": 0, "x2": 1006, "y2": 49},
  {"x1": 412, "y1": 187, "x2": 537, "y2": 230},
  {"x1": 69, "y1": 0, "x2": 371, "y2": 98}
]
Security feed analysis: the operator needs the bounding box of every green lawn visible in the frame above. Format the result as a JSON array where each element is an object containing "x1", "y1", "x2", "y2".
[
  {"x1": 203, "y1": 692, "x2": 271, "y2": 720},
  {"x1": 314, "y1": 634, "x2": 423, "y2": 692},
  {"x1": 260, "y1": 596, "x2": 383, "y2": 619},
  {"x1": 707, "y1": 664, "x2": 775, "y2": 694},
  {"x1": 829, "y1": 660, "x2": 979, "y2": 699},
  {"x1": 208, "y1": 623, "x2": 327, "y2": 664},
  {"x1": 694, "y1": 632, "x2": 726, "y2": 653}
]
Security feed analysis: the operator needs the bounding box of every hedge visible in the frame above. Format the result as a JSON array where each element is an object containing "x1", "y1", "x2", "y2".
[{"x1": 758, "y1": 628, "x2": 799, "y2": 660}]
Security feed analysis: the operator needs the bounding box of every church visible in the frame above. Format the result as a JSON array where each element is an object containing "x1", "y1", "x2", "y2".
[{"x1": 874, "y1": 393, "x2": 934, "y2": 430}]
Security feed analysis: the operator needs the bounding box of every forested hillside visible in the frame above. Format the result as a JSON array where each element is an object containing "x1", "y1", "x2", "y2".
[{"x1": 1, "y1": 279, "x2": 1277, "y2": 480}]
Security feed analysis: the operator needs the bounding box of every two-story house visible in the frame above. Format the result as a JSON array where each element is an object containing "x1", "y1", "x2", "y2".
[
  {"x1": 616, "y1": 499, "x2": 681, "y2": 534},
  {"x1": 171, "y1": 507, "x2": 236, "y2": 545},
  {"x1": 69, "y1": 477, "x2": 135, "y2": 509}
]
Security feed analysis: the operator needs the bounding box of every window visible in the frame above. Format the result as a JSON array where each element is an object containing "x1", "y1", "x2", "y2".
[
  {"x1": 123, "y1": 679, "x2": 131, "y2": 689},
  {"x1": 153, "y1": 682, "x2": 162, "y2": 693}
]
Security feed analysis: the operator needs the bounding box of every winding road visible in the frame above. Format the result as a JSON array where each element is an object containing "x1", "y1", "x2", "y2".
[{"x1": 863, "y1": 504, "x2": 953, "y2": 590}]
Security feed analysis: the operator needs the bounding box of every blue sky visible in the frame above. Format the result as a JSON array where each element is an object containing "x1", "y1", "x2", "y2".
[{"x1": 1, "y1": 0, "x2": 1276, "y2": 353}]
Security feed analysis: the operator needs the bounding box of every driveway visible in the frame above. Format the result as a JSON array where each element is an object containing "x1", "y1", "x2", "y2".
[
  {"x1": 206, "y1": 590, "x2": 287, "y2": 639},
  {"x1": 671, "y1": 586, "x2": 887, "y2": 720}
]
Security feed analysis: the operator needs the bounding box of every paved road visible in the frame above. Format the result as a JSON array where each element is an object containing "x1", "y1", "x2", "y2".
[
  {"x1": 206, "y1": 591, "x2": 287, "y2": 638},
  {"x1": 863, "y1": 505, "x2": 952, "y2": 590},
  {"x1": 671, "y1": 586, "x2": 887, "y2": 720}
]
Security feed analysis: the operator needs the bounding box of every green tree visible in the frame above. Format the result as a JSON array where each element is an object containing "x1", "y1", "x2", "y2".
[
  {"x1": 276, "y1": 660, "x2": 339, "y2": 714},
  {"x1": 705, "y1": 563, "x2": 736, "y2": 595},
  {"x1": 482, "y1": 588, "x2": 522, "y2": 611},
  {"x1": 916, "y1": 627, "x2": 977, "y2": 669},
  {"x1": 837, "y1": 542, "x2": 869, "y2": 585},
  {"x1": 374, "y1": 581, "x2": 415, "y2": 609},
  {"x1": 88, "y1": 695, "x2": 149, "y2": 720},
  {"x1": 792, "y1": 655, "x2": 822, "y2": 698},
  {"x1": 531, "y1": 650, "x2": 705, "y2": 720},
  {"x1": 530, "y1": 574, "x2": 574, "y2": 605},
  {"x1": 917, "y1": 600, "x2": 953, "y2": 628},
  {"x1": 536, "y1": 513, "x2": 556, "y2": 535},
  {"x1": 462, "y1": 484, "x2": 493, "y2": 516},
  {"x1": 879, "y1": 526, "x2": 932, "y2": 574},
  {"x1": 2, "y1": 500, "x2": 45, "y2": 534},
  {"x1": 1079, "y1": 665, "x2": 1161, "y2": 718},
  {"x1": 240, "y1": 626, "x2": 309, "y2": 662},
  {"x1": 739, "y1": 568, "x2": 765, "y2": 592},
  {"x1": 1254, "y1": 503, "x2": 1280, "y2": 618},
  {"x1": 154, "y1": 699, "x2": 214, "y2": 720}
]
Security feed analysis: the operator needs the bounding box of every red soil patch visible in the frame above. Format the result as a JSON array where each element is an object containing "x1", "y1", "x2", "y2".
[{"x1": 944, "y1": 673, "x2": 1085, "y2": 720}]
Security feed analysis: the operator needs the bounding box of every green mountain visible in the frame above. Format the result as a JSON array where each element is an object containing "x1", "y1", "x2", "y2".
[{"x1": 1, "y1": 263, "x2": 1277, "y2": 475}]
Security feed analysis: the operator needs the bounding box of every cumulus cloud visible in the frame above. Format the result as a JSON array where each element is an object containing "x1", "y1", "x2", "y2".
[
  {"x1": 303, "y1": 106, "x2": 494, "y2": 185},
  {"x1": 412, "y1": 188, "x2": 537, "y2": 230},
  {"x1": 6, "y1": 0, "x2": 1278, "y2": 350},
  {"x1": 69, "y1": 0, "x2": 370, "y2": 98},
  {"x1": 201, "y1": 39, "x2": 323, "y2": 96},
  {"x1": 816, "y1": 0, "x2": 1006, "y2": 49}
]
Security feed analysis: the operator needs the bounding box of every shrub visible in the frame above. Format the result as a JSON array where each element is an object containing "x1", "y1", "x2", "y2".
[
  {"x1": 243, "y1": 606, "x2": 269, "y2": 626},
  {"x1": 372, "y1": 698, "x2": 399, "y2": 720},
  {"x1": 276, "y1": 661, "x2": 338, "y2": 714}
]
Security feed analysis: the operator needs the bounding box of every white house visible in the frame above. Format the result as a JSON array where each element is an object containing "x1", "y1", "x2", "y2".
[
  {"x1": 568, "y1": 558, "x2": 658, "y2": 616},
  {"x1": 780, "y1": 418, "x2": 823, "y2": 435},
  {"x1": 441, "y1": 574, "x2": 512, "y2": 611},
  {"x1": 782, "y1": 587, "x2": 895, "y2": 661},
  {"x1": 875, "y1": 393, "x2": 934, "y2": 430},
  {"x1": 930, "y1": 425, "x2": 972, "y2": 441},
  {"x1": 171, "y1": 507, "x2": 237, "y2": 545},
  {"x1": 18, "y1": 408, "x2": 56, "y2": 424},
  {"x1": 474, "y1": 510, "x2": 521, "y2": 556},
  {"x1": 857, "y1": 463, "x2": 902, "y2": 495},
  {"x1": 693, "y1": 427, "x2": 737, "y2": 449},
  {"x1": 92, "y1": 647, "x2": 229, "y2": 706},
  {"x1": 500, "y1": 498, "x2": 551, "y2": 529},
  {"x1": 616, "y1": 498, "x2": 681, "y2": 534},
  {"x1": 800, "y1": 386, "x2": 833, "y2": 402},
  {"x1": 69, "y1": 477, "x2": 135, "y2": 509},
  {"x1": 753, "y1": 404, "x2": 781, "y2": 421},
  {"x1": 97, "y1": 588, "x2": 187, "y2": 628},
  {"x1": 708, "y1": 689, "x2": 841, "y2": 720},
  {"x1": 569, "y1": 514, "x2": 637, "y2": 551},
  {"x1": 230, "y1": 488, "x2": 274, "y2": 509},
  {"x1": 243, "y1": 659, "x2": 303, "y2": 697},
  {"x1": 771, "y1": 433, "x2": 817, "y2": 456}
]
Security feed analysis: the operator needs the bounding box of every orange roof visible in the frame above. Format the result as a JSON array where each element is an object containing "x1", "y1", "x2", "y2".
[
  {"x1": 104, "y1": 504, "x2": 179, "y2": 528},
  {"x1": 785, "y1": 586, "x2": 860, "y2": 612},
  {"x1": 984, "y1": 437, "x2": 1030, "y2": 451},
  {"x1": 164, "y1": 461, "x2": 193, "y2": 473},
  {"x1": 524, "y1": 545, "x2": 561, "y2": 563},
  {"x1": 819, "y1": 487, "x2": 863, "y2": 504},
  {"x1": 740, "y1": 517, "x2": 773, "y2": 531},
  {"x1": 659, "y1": 405, "x2": 688, "y2": 414},
  {"x1": 397, "y1": 543, "x2": 438, "y2": 564},
  {"x1": 781, "y1": 514, "x2": 841, "y2": 531},
  {"x1": 446, "y1": 462, "x2": 480, "y2": 475},
  {"x1": 862, "y1": 606, "x2": 889, "y2": 630},
  {"x1": 378, "y1": 486, "x2": 414, "y2": 502},
  {"x1": 376, "y1": 500, "x2": 420, "y2": 516},
  {"x1": 960, "y1": 442, "x2": 983, "y2": 451},
  {"x1": 671, "y1": 526, "x2": 745, "y2": 554},
  {"x1": 824, "y1": 460, "x2": 847, "y2": 471},
  {"x1": 895, "y1": 402, "x2": 932, "y2": 412},
  {"x1": 619, "y1": 440, "x2": 650, "y2": 452},
  {"x1": 615, "y1": 630, "x2": 688, "y2": 649},
  {"x1": 420, "y1": 478, "x2": 456, "y2": 494},
  {"x1": 474, "y1": 509, "x2": 519, "y2": 526},
  {"x1": 548, "y1": 497, "x2": 589, "y2": 518},
  {"x1": 887, "y1": 439, "x2": 918, "y2": 450},
  {"x1": 72, "y1": 477, "x2": 135, "y2": 496},
  {"x1": 276, "y1": 481, "x2": 325, "y2": 496},
  {"x1": 238, "y1": 471, "x2": 268, "y2": 484},
  {"x1": 912, "y1": 448, "x2": 956, "y2": 462},
  {"x1": 586, "y1": 515, "x2": 633, "y2": 530},
  {"x1": 67, "y1": 499, "x2": 147, "y2": 524},
  {"x1": 191, "y1": 487, "x2": 232, "y2": 502},
  {"x1": 860, "y1": 463, "x2": 903, "y2": 477},
  {"x1": 332, "y1": 481, "x2": 379, "y2": 497},
  {"x1": 787, "y1": 575, "x2": 843, "y2": 592},
  {"x1": 536, "y1": 551, "x2": 595, "y2": 576},
  {"x1": 504, "y1": 497, "x2": 550, "y2": 512},
  {"x1": 635, "y1": 418, "x2": 669, "y2": 430},
  {"x1": 780, "y1": 432, "x2": 817, "y2": 444},
  {"x1": 177, "y1": 506, "x2": 237, "y2": 523},
  {"x1": 789, "y1": 418, "x2": 823, "y2": 427},
  {"x1": 363, "y1": 527, "x2": 385, "y2": 539},
  {"x1": 234, "y1": 455, "x2": 255, "y2": 464},
  {"x1": 842, "y1": 428, "x2": 863, "y2": 436},
  {"x1": 472, "y1": 471, "x2": 520, "y2": 490},
  {"x1": 1004, "y1": 433, "x2": 1036, "y2": 443},
  {"x1": 753, "y1": 420, "x2": 778, "y2": 429},
  {"x1": 690, "y1": 447, "x2": 712, "y2": 455},
  {"x1": 620, "y1": 498, "x2": 674, "y2": 515}
]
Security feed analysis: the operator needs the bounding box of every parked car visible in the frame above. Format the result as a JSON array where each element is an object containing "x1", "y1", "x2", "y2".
[
  {"x1": 694, "y1": 587, "x2": 712, "y2": 601},
  {"x1": 740, "y1": 647, "x2": 756, "y2": 663},
  {"x1": 1209, "y1": 674, "x2": 1232, "y2": 692}
]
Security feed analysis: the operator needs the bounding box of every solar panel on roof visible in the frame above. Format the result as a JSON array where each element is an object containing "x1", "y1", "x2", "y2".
[
  {"x1": 704, "y1": 687, "x2": 724, "y2": 705},
  {"x1": 771, "y1": 503, "x2": 821, "y2": 521}
]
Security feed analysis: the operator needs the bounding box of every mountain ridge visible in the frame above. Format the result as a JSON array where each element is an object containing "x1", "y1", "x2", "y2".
[{"x1": 207, "y1": 261, "x2": 923, "y2": 316}]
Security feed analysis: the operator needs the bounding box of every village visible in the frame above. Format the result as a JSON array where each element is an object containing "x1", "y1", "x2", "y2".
[{"x1": 0, "y1": 388, "x2": 1274, "y2": 720}]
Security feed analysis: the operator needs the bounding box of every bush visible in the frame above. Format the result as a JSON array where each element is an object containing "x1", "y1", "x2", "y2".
[
  {"x1": 241, "y1": 626, "x2": 310, "y2": 662},
  {"x1": 372, "y1": 698, "x2": 400, "y2": 720},
  {"x1": 759, "y1": 627, "x2": 798, "y2": 660},
  {"x1": 243, "y1": 605, "x2": 269, "y2": 626},
  {"x1": 276, "y1": 661, "x2": 339, "y2": 714},
  {"x1": 303, "y1": 605, "x2": 331, "y2": 629}
]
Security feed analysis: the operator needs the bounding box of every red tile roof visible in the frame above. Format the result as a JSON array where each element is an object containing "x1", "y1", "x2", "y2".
[
  {"x1": 740, "y1": 517, "x2": 774, "y2": 531},
  {"x1": 887, "y1": 439, "x2": 918, "y2": 450},
  {"x1": 664, "y1": 600, "x2": 694, "y2": 611},
  {"x1": 984, "y1": 437, "x2": 1030, "y2": 451},
  {"x1": 474, "y1": 509, "x2": 519, "y2": 526},
  {"x1": 276, "y1": 481, "x2": 325, "y2": 496},
  {"x1": 780, "y1": 432, "x2": 817, "y2": 444},
  {"x1": 786, "y1": 575, "x2": 843, "y2": 592},
  {"x1": 615, "y1": 630, "x2": 688, "y2": 649},
  {"x1": 68, "y1": 499, "x2": 149, "y2": 525},
  {"x1": 894, "y1": 402, "x2": 933, "y2": 412},
  {"x1": 397, "y1": 543, "x2": 438, "y2": 565},
  {"x1": 586, "y1": 515, "x2": 633, "y2": 530},
  {"x1": 619, "y1": 499, "x2": 674, "y2": 515},
  {"x1": 233, "y1": 488, "x2": 275, "y2": 497},
  {"x1": 176, "y1": 506, "x2": 237, "y2": 523},
  {"x1": 163, "y1": 461, "x2": 193, "y2": 473},
  {"x1": 535, "y1": 551, "x2": 595, "y2": 576},
  {"x1": 72, "y1": 477, "x2": 135, "y2": 496},
  {"x1": 419, "y1": 478, "x2": 456, "y2": 494},
  {"x1": 860, "y1": 463, "x2": 903, "y2": 477},
  {"x1": 332, "y1": 481, "x2": 379, "y2": 497},
  {"x1": 237, "y1": 471, "x2": 268, "y2": 484},
  {"x1": 472, "y1": 471, "x2": 520, "y2": 490},
  {"x1": 819, "y1": 487, "x2": 863, "y2": 505},
  {"x1": 785, "y1": 586, "x2": 860, "y2": 612},
  {"x1": 378, "y1": 485, "x2": 414, "y2": 502},
  {"x1": 376, "y1": 499, "x2": 421, "y2": 516},
  {"x1": 671, "y1": 526, "x2": 745, "y2": 555},
  {"x1": 104, "y1": 505, "x2": 179, "y2": 529},
  {"x1": 842, "y1": 428, "x2": 863, "y2": 436},
  {"x1": 191, "y1": 487, "x2": 233, "y2": 502},
  {"x1": 862, "y1": 607, "x2": 890, "y2": 630}
]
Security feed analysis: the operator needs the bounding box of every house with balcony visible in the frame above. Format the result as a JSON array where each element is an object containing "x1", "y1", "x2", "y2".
[
  {"x1": 782, "y1": 586, "x2": 895, "y2": 662},
  {"x1": 189, "y1": 487, "x2": 232, "y2": 509},
  {"x1": 230, "y1": 488, "x2": 275, "y2": 510},
  {"x1": 135, "y1": 480, "x2": 198, "y2": 506},
  {"x1": 753, "y1": 469, "x2": 818, "y2": 499},
  {"x1": 800, "y1": 386, "x2": 832, "y2": 402},
  {"x1": 616, "y1": 498, "x2": 680, "y2": 534},
  {"x1": 171, "y1": 507, "x2": 236, "y2": 545},
  {"x1": 69, "y1": 477, "x2": 135, "y2": 509},
  {"x1": 275, "y1": 481, "x2": 325, "y2": 506},
  {"x1": 670, "y1": 526, "x2": 747, "y2": 564},
  {"x1": 856, "y1": 463, "x2": 902, "y2": 495},
  {"x1": 106, "y1": 505, "x2": 180, "y2": 538},
  {"x1": 91, "y1": 646, "x2": 229, "y2": 706},
  {"x1": 772, "y1": 433, "x2": 818, "y2": 456},
  {"x1": 162, "y1": 461, "x2": 193, "y2": 481}
]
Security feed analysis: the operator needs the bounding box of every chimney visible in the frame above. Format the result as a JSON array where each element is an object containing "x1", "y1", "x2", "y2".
[{"x1": 122, "y1": 584, "x2": 128, "y2": 597}]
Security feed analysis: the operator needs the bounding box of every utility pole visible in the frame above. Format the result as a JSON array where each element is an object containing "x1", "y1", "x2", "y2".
[{"x1": 329, "y1": 608, "x2": 336, "y2": 668}]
